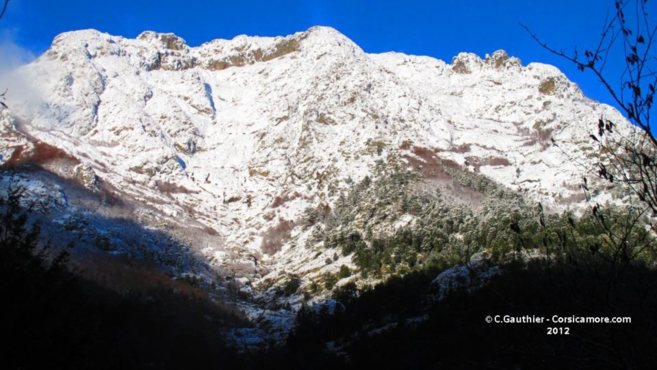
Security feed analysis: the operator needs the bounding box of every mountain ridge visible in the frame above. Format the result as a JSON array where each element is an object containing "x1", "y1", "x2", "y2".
[{"x1": 0, "y1": 25, "x2": 635, "y2": 343}]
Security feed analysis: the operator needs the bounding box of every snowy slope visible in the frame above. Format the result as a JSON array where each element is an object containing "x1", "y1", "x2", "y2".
[{"x1": 0, "y1": 27, "x2": 634, "y2": 334}]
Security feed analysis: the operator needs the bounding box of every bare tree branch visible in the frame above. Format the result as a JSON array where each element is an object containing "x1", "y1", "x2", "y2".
[
  {"x1": 0, "y1": 0, "x2": 9, "y2": 19},
  {"x1": 525, "y1": 0, "x2": 657, "y2": 223}
]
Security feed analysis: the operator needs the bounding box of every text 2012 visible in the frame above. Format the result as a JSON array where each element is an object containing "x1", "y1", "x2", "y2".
[{"x1": 546, "y1": 327, "x2": 570, "y2": 335}]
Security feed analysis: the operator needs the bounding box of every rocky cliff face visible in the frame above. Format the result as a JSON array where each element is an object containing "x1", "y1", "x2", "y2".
[{"x1": 0, "y1": 26, "x2": 633, "y2": 342}]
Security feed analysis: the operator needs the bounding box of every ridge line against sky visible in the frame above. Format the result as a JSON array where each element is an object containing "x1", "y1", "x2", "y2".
[{"x1": 2, "y1": 0, "x2": 656, "y2": 111}]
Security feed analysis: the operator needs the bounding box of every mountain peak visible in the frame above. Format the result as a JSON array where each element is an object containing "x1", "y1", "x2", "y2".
[
  {"x1": 298, "y1": 25, "x2": 364, "y2": 57},
  {"x1": 449, "y1": 50, "x2": 522, "y2": 74},
  {"x1": 450, "y1": 52, "x2": 484, "y2": 73},
  {"x1": 137, "y1": 31, "x2": 188, "y2": 50},
  {"x1": 303, "y1": 25, "x2": 349, "y2": 39},
  {"x1": 50, "y1": 29, "x2": 112, "y2": 48},
  {"x1": 483, "y1": 49, "x2": 521, "y2": 70}
]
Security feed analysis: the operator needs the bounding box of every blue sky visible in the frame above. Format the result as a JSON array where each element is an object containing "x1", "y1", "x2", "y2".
[{"x1": 0, "y1": 0, "x2": 652, "y2": 109}]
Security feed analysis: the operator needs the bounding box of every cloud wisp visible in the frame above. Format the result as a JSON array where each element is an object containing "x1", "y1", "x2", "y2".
[{"x1": 0, "y1": 32, "x2": 46, "y2": 121}]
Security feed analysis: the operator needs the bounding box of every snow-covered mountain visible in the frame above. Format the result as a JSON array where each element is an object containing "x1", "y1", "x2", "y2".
[{"x1": 0, "y1": 26, "x2": 632, "y2": 341}]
